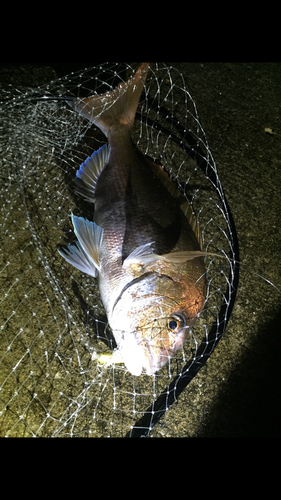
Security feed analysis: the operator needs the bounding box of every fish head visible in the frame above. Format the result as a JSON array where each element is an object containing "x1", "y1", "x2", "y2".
[{"x1": 110, "y1": 268, "x2": 206, "y2": 376}]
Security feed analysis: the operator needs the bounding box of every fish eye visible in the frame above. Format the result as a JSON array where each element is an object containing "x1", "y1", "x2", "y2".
[
  {"x1": 168, "y1": 315, "x2": 185, "y2": 332},
  {"x1": 168, "y1": 320, "x2": 178, "y2": 331}
]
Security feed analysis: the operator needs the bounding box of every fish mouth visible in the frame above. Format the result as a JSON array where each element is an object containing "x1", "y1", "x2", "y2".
[
  {"x1": 141, "y1": 326, "x2": 188, "y2": 375},
  {"x1": 117, "y1": 334, "x2": 176, "y2": 376},
  {"x1": 142, "y1": 343, "x2": 170, "y2": 375}
]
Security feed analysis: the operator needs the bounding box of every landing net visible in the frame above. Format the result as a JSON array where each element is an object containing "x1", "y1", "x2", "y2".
[{"x1": 0, "y1": 63, "x2": 239, "y2": 437}]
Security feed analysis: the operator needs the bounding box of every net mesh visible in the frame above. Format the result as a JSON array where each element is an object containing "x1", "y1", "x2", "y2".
[{"x1": 0, "y1": 62, "x2": 239, "y2": 437}]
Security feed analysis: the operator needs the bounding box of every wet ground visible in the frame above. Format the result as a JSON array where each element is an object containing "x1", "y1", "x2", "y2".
[{"x1": 1, "y1": 62, "x2": 281, "y2": 436}]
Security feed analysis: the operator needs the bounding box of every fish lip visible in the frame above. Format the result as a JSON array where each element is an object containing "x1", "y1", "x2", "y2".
[
  {"x1": 114, "y1": 322, "x2": 189, "y2": 376},
  {"x1": 143, "y1": 350, "x2": 165, "y2": 375},
  {"x1": 142, "y1": 342, "x2": 170, "y2": 375},
  {"x1": 113, "y1": 323, "x2": 177, "y2": 376},
  {"x1": 134, "y1": 331, "x2": 172, "y2": 376}
]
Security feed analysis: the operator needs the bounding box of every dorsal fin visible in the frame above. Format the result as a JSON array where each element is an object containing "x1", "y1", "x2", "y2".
[
  {"x1": 180, "y1": 200, "x2": 203, "y2": 250},
  {"x1": 144, "y1": 155, "x2": 203, "y2": 250},
  {"x1": 144, "y1": 156, "x2": 185, "y2": 203}
]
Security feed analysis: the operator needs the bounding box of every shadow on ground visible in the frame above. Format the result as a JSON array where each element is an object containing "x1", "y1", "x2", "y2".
[{"x1": 197, "y1": 308, "x2": 281, "y2": 437}]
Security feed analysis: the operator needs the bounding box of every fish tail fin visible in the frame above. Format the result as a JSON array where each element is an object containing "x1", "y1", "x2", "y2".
[{"x1": 69, "y1": 63, "x2": 149, "y2": 138}]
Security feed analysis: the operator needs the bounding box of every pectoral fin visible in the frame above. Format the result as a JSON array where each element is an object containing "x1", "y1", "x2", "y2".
[
  {"x1": 123, "y1": 242, "x2": 156, "y2": 269},
  {"x1": 123, "y1": 243, "x2": 218, "y2": 270},
  {"x1": 160, "y1": 250, "x2": 213, "y2": 262}
]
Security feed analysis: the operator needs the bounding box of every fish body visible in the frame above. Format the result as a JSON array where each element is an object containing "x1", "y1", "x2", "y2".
[{"x1": 59, "y1": 63, "x2": 207, "y2": 376}]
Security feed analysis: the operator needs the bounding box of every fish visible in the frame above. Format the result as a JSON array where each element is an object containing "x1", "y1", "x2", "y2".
[{"x1": 58, "y1": 62, "x2": 208, "y2": 376}]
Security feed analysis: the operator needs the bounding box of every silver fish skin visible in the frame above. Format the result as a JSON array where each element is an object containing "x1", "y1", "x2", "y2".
[{"x1": 59, "y1": 63, "x2": 207, "y2": 376}]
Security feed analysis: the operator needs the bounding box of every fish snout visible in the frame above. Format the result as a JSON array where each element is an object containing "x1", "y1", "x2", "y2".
[
  {"x1": 141, "y1": 323, "x2": 189, "y2": 375},
  {"x1": 115, "y1": 314, "x2": 189, "y2": 376}
]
